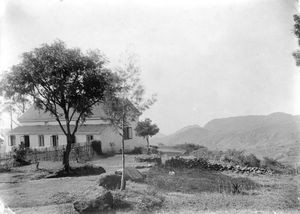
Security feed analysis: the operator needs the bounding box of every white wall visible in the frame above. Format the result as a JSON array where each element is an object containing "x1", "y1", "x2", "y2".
[{"x1": 5, "y1": 123, "x2": 145, "y2": 152}]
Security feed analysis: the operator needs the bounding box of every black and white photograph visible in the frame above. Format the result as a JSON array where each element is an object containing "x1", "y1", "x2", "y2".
[{"x1": 0, "y1": 0, "x2": 299, "y2": 213}]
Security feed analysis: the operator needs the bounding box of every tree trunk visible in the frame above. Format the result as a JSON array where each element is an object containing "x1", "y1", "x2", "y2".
[
  {"x1": 120, "y1": 135, "x2": 126, "y2": 190},
  {"x1": 63, "y1": 134, "x2": 73, "y2": 172},
  {"x1": 146, "y1": 136, "x2": 150, "y2": 154}
]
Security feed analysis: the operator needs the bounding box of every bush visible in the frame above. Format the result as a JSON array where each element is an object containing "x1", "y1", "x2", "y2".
[
  {"x1": 128, "y1": 147, "x2": 143, "y2": 154},
  {"x1": 174, "y1": 143, "x2": 206, "y2": 154},
  {"x1": 12, "y1": 144, "x2": 32, "y2": 166},
  {"x1": 260, "y1": 157, "x2": 287, "y2": 173},
  {"x1": 149, "y1": 146, "x2": 160, "y2": 154},
  {"x1": 243, "y1": 153, "x2": 260, "y2": 167},
  {"x1": 91, "y1": 140, "x2": 103, "y2": 155},
  {"x1": 135, "y1": 154, "x2": 162, "y2": 165},
  {"x1": 220, "y1": 149, "x2": 245, "y2": 166}
]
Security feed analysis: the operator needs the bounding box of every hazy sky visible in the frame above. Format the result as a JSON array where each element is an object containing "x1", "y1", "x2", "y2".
[{"x1": 0, "y1": 0, "x2": 299, "y2": 134}]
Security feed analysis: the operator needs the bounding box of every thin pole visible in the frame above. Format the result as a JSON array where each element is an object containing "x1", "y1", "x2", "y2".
[{"x1": 10, "y1": 105, "x2": 13, "y2": 130}]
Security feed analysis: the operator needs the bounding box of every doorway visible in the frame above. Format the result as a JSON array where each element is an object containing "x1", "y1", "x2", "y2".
[{"x1": 24, "y1": 135, "x2": 30, "y2": 148}]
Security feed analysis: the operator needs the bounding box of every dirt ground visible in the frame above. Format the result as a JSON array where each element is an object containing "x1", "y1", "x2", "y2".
[
  {"x1": 0, "y1": 154, "x2": 299, "y2": 214},
  {"x1": 0, "y1": 155, "x2": 148, "y2": 213}
]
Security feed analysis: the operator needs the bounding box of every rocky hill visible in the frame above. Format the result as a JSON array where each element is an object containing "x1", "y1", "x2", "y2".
[{"x1": 152, "y1": 113, "x2": 300, "y2": 165}]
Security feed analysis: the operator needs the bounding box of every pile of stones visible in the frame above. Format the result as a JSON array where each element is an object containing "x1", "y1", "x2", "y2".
[
  {"x1": 207, "y1": 162, "x2": 274, "y2": 175},
  {"x1": 164, "y1": 157, "x2": 274, "y2": 175}
]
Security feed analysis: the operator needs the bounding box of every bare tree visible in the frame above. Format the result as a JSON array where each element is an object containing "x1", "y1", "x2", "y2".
[{"x1": 103, "y1": 54, "x2": 156, "y2": 190}]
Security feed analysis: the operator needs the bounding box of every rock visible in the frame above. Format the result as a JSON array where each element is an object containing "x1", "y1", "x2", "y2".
[
  {"x1": 115, "y1": 167, "x2": 145, "y2": 182},
  {"x1": 169, "y1": 171, "x2": 175, "y2": 175},
  {"x1": 73, "y1": 186, "x2": 113, "y2": 213},
  {"x1": 98, "y1": 173, "x2": 125, "y2": 190}
]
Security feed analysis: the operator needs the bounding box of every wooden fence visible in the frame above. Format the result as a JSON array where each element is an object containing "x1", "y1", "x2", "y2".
[{"x1": 0, "y1": 142, "x2": 95, "y2": 164}]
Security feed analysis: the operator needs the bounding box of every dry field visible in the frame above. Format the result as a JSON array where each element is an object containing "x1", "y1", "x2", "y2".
[{"x1": 0, "y1": 154, "x2": 299, "y2": 214}]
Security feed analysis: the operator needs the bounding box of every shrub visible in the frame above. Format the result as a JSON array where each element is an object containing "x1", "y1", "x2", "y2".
[
  {"x1": 220, "y1": 149, "x2": 246, "y2": 166},
  {"x1": 12, "y1": 144, "x2": 32, "y2": 166},
  {"x1": 174, "y1": 143, "x2": 206, "y2": 154},
  {"x1": 135, "y1": 154, "x2": 162, "y2": 165},
  {"x1": 91, "y1": 140, "x2": 103, "y2": 155},
  {"x1": 243, "y1": 153, "x2": 260, "y2": 167},
  {"x1": 128, "y1": 147, "x2": 143, "y2": 154},
  {"x1": 149, "y1": 146, "x2": 160, "y2": 154},
  {"x1": 260, "y1": 157, "x2": 287, "y2": 173}
]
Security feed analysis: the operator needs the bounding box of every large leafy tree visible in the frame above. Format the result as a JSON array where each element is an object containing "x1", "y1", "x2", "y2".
[
  {"x1": 0, "y1": 40, "x2": 117, "y2": 172},
  {"x1": 135, "y1": 118, "x2": 159, "y2": 154},
  {"x1": 103, "y1": 54, "x2": 156, "y2": 190},
  {"x1": 293, "y1": 14, "x2": 300, "y2": 65}
]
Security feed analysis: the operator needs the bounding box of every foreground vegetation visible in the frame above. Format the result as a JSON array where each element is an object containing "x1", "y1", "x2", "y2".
[
  {"x1": 171, "y1": 143, "x2": 298, "y2": 174},
  {"x1": 0, "y1": 153, "x2": 299, "y2": 213}
]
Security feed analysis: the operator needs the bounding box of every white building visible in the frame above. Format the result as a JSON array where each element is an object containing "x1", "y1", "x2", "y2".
[{"x1": 6, "y1": 104, "x2": 144, "y2": 153}]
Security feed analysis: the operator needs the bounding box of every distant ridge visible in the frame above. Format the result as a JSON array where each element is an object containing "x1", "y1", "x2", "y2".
[{"x1": 152, "y1": 112, "x2": 300, "y2": 165}]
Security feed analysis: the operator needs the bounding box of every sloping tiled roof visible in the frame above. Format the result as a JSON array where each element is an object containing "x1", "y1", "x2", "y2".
[
  {"x1": 18, "y1": 104, "x2": 108, "y2": 123},
  {"x1": 9, "y1": 124, "x2": 111, "y2": 135}
]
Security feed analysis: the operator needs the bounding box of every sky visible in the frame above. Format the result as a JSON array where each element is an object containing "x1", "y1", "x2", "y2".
[{"x1": 0, "y1": 0, "x2": 299, "y2": 134}]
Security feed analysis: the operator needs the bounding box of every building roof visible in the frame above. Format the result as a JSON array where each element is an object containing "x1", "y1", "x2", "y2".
[
  {"x1": 9, "y1": 124, "x2": 111, "y2": 135},
  {"x1": 18, "y1": 104, "x2": 108, "y2": 123}
]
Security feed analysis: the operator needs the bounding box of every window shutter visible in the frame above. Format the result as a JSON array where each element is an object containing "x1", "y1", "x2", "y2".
[{"x1": 124, "y1": 127, "x2": 132, "y2": 140}]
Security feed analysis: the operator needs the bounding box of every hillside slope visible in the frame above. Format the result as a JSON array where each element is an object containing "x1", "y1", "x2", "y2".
[{"x1": 153, "y1": 113, "x2": 300, "y2": 165}]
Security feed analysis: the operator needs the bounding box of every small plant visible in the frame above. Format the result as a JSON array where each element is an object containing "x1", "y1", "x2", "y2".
[
  {"x1": 231, "y1": 182, "x2": 241, "y2": 194},
  {"x1": 91, "y1": 140, "x2": 103, "y2": 155}
]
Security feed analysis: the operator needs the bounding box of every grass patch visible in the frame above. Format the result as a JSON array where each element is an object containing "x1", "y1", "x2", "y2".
[
  {"x1": 110, "y1": 183, "x2": 165, "y2": 212},
  {"x1": 146, "y1": 167, "x2": 259, "y2": 194}
]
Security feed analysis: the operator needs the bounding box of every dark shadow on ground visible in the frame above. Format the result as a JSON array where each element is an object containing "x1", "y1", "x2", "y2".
[{"x1": 46, "y1": 164, "x2": 106, "y2": 178}]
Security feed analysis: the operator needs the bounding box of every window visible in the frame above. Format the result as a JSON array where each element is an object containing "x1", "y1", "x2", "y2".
[
  {"x1": 10, "y1": 135, "x2": 16, "y2": 146},
  {"x1": 86, "y1": 135, "x2": 94, "y2": 143},
  {"x1": 123, "y1": 127, "x2": 132, "y2": 140},
  {"x1": 38, "y1": 135, "x2": 44, "y2": 147},
  {"x1": 51, "y1": 135, "x2": 58, "y2": 147}
]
